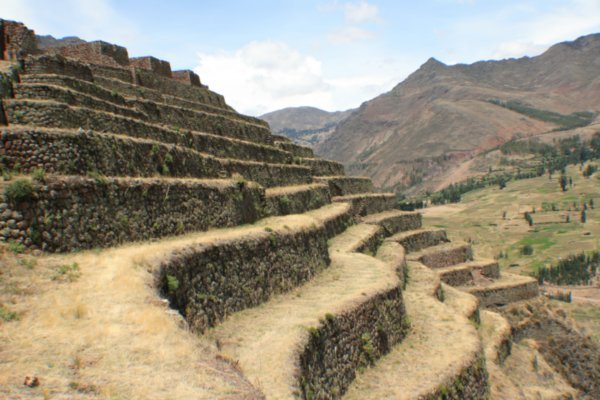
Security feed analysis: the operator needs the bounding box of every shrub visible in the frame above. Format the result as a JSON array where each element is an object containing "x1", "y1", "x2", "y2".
[
  {"x1": 31, "y1": 168, "x2": 46, "y2": 183},
  {"x1": 166, "y1": 274, "x2": 179, "y2": 294},
  {"x1": 4, "y1": 179, "x2": 34, "y2": 203},
  {"x1": 0, "y1": 305, "x2": 18, "y2": 322},
  {"x1": 8, "y1": 241, "x2": 25, "y2": 254},
  {"x1": 521, "y1": 244, "x2": 534, "y2": 256}
]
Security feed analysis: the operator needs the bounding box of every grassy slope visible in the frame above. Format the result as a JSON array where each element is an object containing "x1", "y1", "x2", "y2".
[{"x1": 422, "y1": 164, "x2": 599, "y2": 340}]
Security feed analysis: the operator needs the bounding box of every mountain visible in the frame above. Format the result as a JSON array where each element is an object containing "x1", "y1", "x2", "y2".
[
  {"x1": 260, "y1": 106, "x2": 353, "y2": 147},
  {"x1": 36, "y1": 34, "x2": 86, "y2": 50},
  {"x1": 316, "y1": 34, "x2": 600, "y2": 194}
]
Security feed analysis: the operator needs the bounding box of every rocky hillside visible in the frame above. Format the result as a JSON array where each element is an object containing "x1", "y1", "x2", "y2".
[
  {"x1": 261, "y1": 106, "x2": 353, "y2": 147},
  {"x1": 316, "y1": 34, "x2": 600, "y2": 194}
]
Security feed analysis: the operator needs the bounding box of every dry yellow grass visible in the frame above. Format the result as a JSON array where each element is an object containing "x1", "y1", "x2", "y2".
[
  {"x1": 265, "y1": 183, "x2": 327, "y2": 196},
  {"x1": 0, "y1": 245, "x2": 261, "y2": 399},
  {"x1": 499, "y1": 341, "x2": 577, "y2": 399},
  {"x1": 344, "y1": 261, "x2": 481, "y2": 399},
  {"x1": 0, "y1": 203, "x2": 353, "y2": 399},
  {"x1": 206, "y1": 222, "x2": 399, "y2": 399},
  {"x1": 442, "y1": 283, "x2": 480, "y2": 320}
]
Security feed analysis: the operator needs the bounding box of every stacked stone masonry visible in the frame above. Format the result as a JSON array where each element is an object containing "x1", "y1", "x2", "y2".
[
  {"x1": 0, "y1": 129, "x2": 308, "y2": 187},
  {"x1": 299, "y1": 288, "x2": 409, "y2": 400},
  {"x1": 130, "y1": 56, "x2": 172, "y2": 78},
  {"x1": 45, "y1": 41, "x2": 130, "y2": 68},
  {"x1": 1, "y1": 20, "x2": 39, "y2": 60},
  {"x1": 0, "y1": 176, "x2": 264, "y2": 252},
  {"x1": 159, "y1": 207, "x2": 354, "y2": 333}
]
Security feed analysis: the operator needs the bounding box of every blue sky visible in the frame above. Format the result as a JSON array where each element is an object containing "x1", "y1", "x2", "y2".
[{"x1": 3, "y1": 0, "x2": 600, "y2": 115}]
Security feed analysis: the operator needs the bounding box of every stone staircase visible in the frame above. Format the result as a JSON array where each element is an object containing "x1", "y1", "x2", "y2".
[{"x1": 0, "y1": 22, "x2": 542, "y2": 399}]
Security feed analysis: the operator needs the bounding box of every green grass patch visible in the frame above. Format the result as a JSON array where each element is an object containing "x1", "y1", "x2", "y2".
[
  {"x1": 51, "y1": 262, "x2": 80, "y2": 282},
  {"x1": 0, "y1": 305, "x2": 18, "y2": 322},
  {"x1": 517, "y1": 234, "x2": 556, "y2": 249}
]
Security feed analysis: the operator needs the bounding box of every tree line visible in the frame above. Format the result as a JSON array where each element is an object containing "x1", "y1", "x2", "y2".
[{"x1": 536, "y1": 251, "x2": 600, "y2": 286}]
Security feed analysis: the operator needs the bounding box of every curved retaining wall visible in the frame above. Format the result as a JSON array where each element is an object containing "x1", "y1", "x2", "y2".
[
  {"x1": 298, "y1": 288, "x2": 409, "y2": 400},
  {"x1": 0, "y1": 176, "x2": 264, "y2": 252},
  {"x1": 417, "y1": 244, "x2": 473, "y2": 269},
  {"x1": 471, "y1": 280, "x2": 539, "y2": 307},
  {"x1": 159, "y1": 225, "x2": 332, "y2": 333},
  {"x1": 426, "y1": 352, "x2": 489, "y2": 400},
  {"x1": 392, "y1": 229, "x2": 449, "y2": 253}
]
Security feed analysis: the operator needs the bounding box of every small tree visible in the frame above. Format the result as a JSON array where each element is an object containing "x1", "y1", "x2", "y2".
[
  {"x1": 498, "y1": 178, "x2": 507, "y2": 190},
  {"x1": 521, "y1": 244, "x2": 534, "y2": 255},
  {"x1": 559, "y1": 175, "x2": 568, "y2": 192}
]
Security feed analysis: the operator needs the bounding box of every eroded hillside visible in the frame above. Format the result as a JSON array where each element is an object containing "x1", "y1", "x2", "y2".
[{"x1": 316, "y1": 34, "x2": 600, "y2": 194}]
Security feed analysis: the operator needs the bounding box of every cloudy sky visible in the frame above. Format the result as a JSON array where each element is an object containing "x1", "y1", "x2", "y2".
[{"x1": 3, "y1": 0, "x2": 600, "y2": 115}]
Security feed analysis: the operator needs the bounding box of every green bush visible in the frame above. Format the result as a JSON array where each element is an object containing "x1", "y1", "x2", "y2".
[
  {"x1": 0, "y1": 305, "x2": 18, "y2": 322},
  {"x1": 521, "y1": 244, "x2": 534, "y2": 256},
  {"x1": 166, "y1": 274, "x2": 179, "y2": 294},
  {"x1": 8, "y1": 241, "x2": 25, "y2": 254},
  {"x1": 4, "y1": 179, "x2": 34, "y2": 203},
  {"x1": 32, "y1": 168, "x2": 46, "y2": 183}
]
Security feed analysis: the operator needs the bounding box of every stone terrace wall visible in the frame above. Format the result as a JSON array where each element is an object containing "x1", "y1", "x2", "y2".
[
  {"x1": 1, "y1": 20, "x2": 39, "y2": 60},
  {"x1": 265, "y1": 185, "x2": 331, "y2": 216},
  {"x1": 4, "y1": 99, "x2": 273, "y2": 144},
  {"x1": 418, "y1": 244, "x2": 473, "y2": 269},
  {"x1": 172, "y1": 70, "x2": 202, "y2": 87},
  {"x1": 134, "y1": 68, "x2": 228, "y2": 109},
  {"x1": 298, "y1": 288, "x2": 409, "y2": 400},
  {"x1": 46, "y1": 41, "x2": 130, "y2": 68},
  {"x1": 23, "y1": 54, "x2": 94, "y2": 82},
  {"x1": 393, "y1": 229, "x2": 449, "y2": 253},
  {"x1": 0, "y1": 129, "x2": 308, "y2": 188},
  {"x1": 131, "y1": 56, "x2": 172, "y2": 78},
  {"x1": 471, "y1": 281, "x2": 539, "y2": 307},
  {"x1": 160, "y1": 225, "x2": 332, "y2": 333},
  {"x1": 0, "y1": 176, "x2": 265, "y2": 252},
  {"x1": 425, "y1": 352, "x2": 488, "y2": 400}
]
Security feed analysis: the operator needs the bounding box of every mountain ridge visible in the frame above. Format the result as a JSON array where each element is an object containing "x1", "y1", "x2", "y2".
[
  {"x1": 314, "y1": 32, "x2": 600, "y2": 193},
  {"x1": 260, "y1": 106, "x2": 354, "y2": 147}
]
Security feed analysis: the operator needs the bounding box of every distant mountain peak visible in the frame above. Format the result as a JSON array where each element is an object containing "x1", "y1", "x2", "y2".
[{"x1": 422, "y1": 57, "x2": 447, "y2": 69}]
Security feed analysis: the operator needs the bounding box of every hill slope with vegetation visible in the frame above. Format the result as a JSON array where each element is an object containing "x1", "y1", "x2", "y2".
[{"x1": 316, "y1": 34, "x2": 600, "y2": 194}]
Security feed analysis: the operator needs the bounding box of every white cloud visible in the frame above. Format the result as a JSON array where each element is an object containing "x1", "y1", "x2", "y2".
[
  {"x1": 493, "y1": 41, "x2": 547, "y2": 59},
  {"x1": 320, "y1": 1, "x2": 381, "y2": 44},
  {"x1": 1, "y1": 0, "x2": 139, "y2": 46},
  {"x1": 328, "y1": 26, "x2": 375, "y2": 44},
  {"x1": 489, "y1": 0, "x2": 600, "y2": 59},
  {"x1": 528, "y1": 0, "x2": 600, "y2": 44},
  {"x1": 195, "y1": 41, "x2": 332, "y2": 116},
  {"x1": 195, "y1": 40, "x2": 405, "y2": 115},
  {"x1": 344, "y1": 1, "x2": 380, "y2": 24}
]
